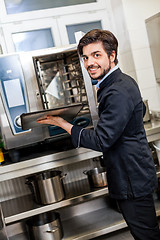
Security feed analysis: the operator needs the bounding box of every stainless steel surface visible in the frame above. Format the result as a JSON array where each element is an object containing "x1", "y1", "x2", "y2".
[
  {"x1": 75, "y1": 31, "x2": 98, "y2": 128},
  {"x1": 94, "y1": 228, "x2": 134, "y2": 240},
  {"x1": 33, "y1": 49, "x2": 88, "y2": 110},
  {"x1": 0, "y1": 155, "x2": 160, "y2": 240},
  {"x1": 84, "y1": 167, "x2": 107, "y2": 188},
  {"x1": 0, "y1": 118, "x2": 159, "y2": 237},
  {"x1": 0, "y1": 44, "x2": 93, "y2": 150},
  {"x1": 26, "y1": 170, "x2": 65, "y2": 205},
  {"x1": 146, "y1": 12, "x2": 160, "y2": 82},
  {"x1": 0, "y1": 205, "x2": 9, "y2": 240},
  {"x1": 4, "y1": 197, "x2": 160, "y2": 240},
  {"x1": 26, "y1": 211, "x2": 63, "y2": 240},
  {"x1": 6, "y1": 221, "x2": 29, "y2": 239},
  {"x1": 0, "y1": 111, "x2": 159, "y2": 240},
  {"x1": 62, "y1": 207, "x2": 126, "y2": 240},
  {"x1": 0, "y1": 157, "x2": 99, "y2": 202},
  {"x1": 2, "y1": 179, "x2": 108, "y2": 224},
  {"x1": 156, "y1": 166, "x2": 160, "y2": 178},
  {"x1": 0, "y1": 176, "x2": 28, "y2": 202},
  {"x1": 62, "y1": 197, "x2": 160, "y2": 240},
  {"x1": 0, "y1": 118, "x2": 159, "y2": 182},
  {"x1": 21, "y1": 103, "x2": 83, "y2": 130},
  {"x1": 0, "y1": 148, "x2": 102, "y2": 182},
  {"x1": 2, "y1": 169, "x2": 160, "y2": 225},
  {"x1": 0, "y1": 52, "x2": 46, "y2": 150},
  {"x1": 143, "y1": 99, "x2": 151, "y2": 122},
  {"x1": 27, "y1": 223, "x2": 62, "y2": 240},
  {"x1": 144, "y1": 119, "x2": 160, "y2": 142}
]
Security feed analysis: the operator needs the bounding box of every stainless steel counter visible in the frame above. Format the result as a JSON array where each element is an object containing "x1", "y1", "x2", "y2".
[
  {"x1": 145, "y1": 119, "x2": 160, "y2": 142},
  {"x1": 0, "y1": 119, "x2": 160, "y2": 182},
  {"x1": 0, "y1": 205, "x2": 8, "y2": 240},
  {"x1": 62, "y1": 198, "x2": 160, "y2": 240},
  {"x1": 5, "y1": 197, "x2": 160, "y2": 240},
  {"x1": 0, "y1": 148, "x2": 102, "y2": 182},
  {"x1": 0, "y1": 119, "x2": 160, "y2": 240},
  {"x1": 2, "y1": 179, "x2": 108, "y2": 224}
]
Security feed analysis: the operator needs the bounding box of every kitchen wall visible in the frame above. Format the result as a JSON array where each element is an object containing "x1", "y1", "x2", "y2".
[
  {"x1": 110, "y1": 0, "x2": 160, "y2": 111},
  {"x1": 0, "y1": 0, "x2": 160, "y2": 111}
]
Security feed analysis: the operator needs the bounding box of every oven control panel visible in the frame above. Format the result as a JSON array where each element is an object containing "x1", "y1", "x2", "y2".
[{"x1": 0, "y1": 54, "x2": 29, "y2": 134}]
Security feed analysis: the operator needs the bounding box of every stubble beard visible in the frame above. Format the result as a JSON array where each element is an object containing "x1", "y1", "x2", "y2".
[{"x1": 90, "y1": 61, "x2": 111, "y2": 81}]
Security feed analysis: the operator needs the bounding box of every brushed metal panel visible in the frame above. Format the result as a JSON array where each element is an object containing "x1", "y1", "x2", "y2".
[{"x1": 21, "y1": 103, "x2": 83, "y2": 130}]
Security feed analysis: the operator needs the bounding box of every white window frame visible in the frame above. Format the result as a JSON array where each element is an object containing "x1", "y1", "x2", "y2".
[
  {"x1": 0, "y1": 27, "x2": 7, "y2": 53},
  {"x1": 0, "y1": 0, "x2": 106, "y2": 23},
  {"x1": 57, "y1": 9, "x2": 112, "y2": 45},
  {"x1": 2, "y1": 18, "x2": 61, "y2": 53}
]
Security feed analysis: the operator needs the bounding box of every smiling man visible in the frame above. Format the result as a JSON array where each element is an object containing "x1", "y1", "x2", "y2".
[
  {"x1": 82, "y1": 41, "x2": 113, "y2": 80},
  {"x1": 37, "y1": 29, "x2": 160, "y2": 239}
]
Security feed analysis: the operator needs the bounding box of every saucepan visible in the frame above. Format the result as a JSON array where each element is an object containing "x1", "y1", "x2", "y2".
[
  {"x1": 26, "y1": 211, "x2": 63, "y2": 240},
  {"x1": 83, "y1": 167, "x2": 107, "y2": 188},
  {"x1": 26, "y1": 170, "x2": 66, "y2": 205}
]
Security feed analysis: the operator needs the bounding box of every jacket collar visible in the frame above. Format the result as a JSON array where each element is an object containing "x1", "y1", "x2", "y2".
[
  {"x1": 98, "y1": 68, "x2": 121, "y2": 90},
  {"x1": 96, "y1": 65, "x2": 119, "y2": 89},
  {"x1": 97, "y1": 68, "x2": 121, "y2": 101}
]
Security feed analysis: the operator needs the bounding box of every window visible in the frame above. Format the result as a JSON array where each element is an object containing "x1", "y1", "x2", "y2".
[
  {"x1": 12, "y1": 28, "x2": 54, "y2": 52},
  {"x1": 66, "y1": 21, "x2": 102, "y2": 44},
  {"x1": 4, "y1": 0, "x2": 96, "y2": 14}
]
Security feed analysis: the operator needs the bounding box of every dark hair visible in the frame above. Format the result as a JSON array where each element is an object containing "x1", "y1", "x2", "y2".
[{"x1": 77, "y1": 29, "x2": 118, "y2": 65}]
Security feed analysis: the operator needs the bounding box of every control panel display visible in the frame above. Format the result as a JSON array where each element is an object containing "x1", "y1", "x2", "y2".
[{"x1": 4, "y1": 78, "x2": 25, "y2": 108}]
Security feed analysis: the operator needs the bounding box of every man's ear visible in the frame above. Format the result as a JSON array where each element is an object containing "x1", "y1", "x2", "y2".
[{"x1": 110, "y1": 51, "x2": 116, "y2": 63}]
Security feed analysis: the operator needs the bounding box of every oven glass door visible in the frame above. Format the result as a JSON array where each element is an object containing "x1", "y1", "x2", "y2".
[{"x1": 33, "y1": 49, "x2": 89, "y2": 111}]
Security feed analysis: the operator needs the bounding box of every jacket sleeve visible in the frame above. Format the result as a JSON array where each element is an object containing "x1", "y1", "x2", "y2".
[{"x1": 71, "y1": 88, "x2": 135, "y2": 153}]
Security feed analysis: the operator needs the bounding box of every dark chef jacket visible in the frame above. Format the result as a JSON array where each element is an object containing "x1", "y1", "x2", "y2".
[{"x1": 71, "y1": 68, "x2": 157, "y2": 200}]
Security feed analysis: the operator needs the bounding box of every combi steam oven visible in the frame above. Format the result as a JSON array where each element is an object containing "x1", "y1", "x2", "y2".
[{"x1": 0, "y1": 45, "x2": 98, "y2": 154}]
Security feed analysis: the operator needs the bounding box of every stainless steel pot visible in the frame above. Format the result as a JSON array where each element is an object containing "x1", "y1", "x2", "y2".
[
  {"x1": 143, "y1": 99, "x2": 151, "y2": 122},
  {"x1": 83, "y1": 167, "x2": 107, "y2": 188},
  {"x1": 26, "y1": 211, "x2": 63, "y2": 240},
  {"x1": 26, "y1": 170, "x2": 66, "y2": 205}
]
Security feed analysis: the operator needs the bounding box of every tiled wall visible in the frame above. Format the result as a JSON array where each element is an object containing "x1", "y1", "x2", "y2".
[
  {"x1": 0, "y1": 0, "x2": 160, "y2": 112},
  {"x1": 110, "y1": 0, "x2": 160, "y2": 111}
]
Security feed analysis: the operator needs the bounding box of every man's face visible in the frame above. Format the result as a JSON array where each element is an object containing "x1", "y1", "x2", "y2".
[{"x1": 82, "y1": 42, "x2": 116, "y2": 81}]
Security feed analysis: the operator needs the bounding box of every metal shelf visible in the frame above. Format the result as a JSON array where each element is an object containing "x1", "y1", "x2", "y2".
[
  {"x1": 62, "y1": 198, "x2": 160, "y2": 240},
  {"x1": 156, "y1": 166, "x2": 160, "y2": 178},
  {"x1": 9, "y1": 233, "x2": 28, "y2": 240},
  {"x1": 2, "y1": 165, "x2": 160, "y2": 226},
  {"x1": 0, "y1": 148, "x2": 102, "y2": 182},
  {"x1": 7, "y1": 199, "x2": 160, "y2": 240},
  {"x1": 145, "y1": 120, "x2": 160, "y2": 142},
  {"x1": 2, "y1": 179, "x2": 108, "y2": 224},
  {"x1": 1, "y1": 119, "x2": 160, "y2": 240},
  {"x1": 0, "y1": 119, "x2": 160, "y2": 183},
  {"x1": 62, "y1": 206, "x2": 126, "y2": 240}
]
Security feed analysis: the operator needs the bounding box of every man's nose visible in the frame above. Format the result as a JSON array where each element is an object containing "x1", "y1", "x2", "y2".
[{"x1": 87, "y1": 56, "x2": 95, "y2": 66}]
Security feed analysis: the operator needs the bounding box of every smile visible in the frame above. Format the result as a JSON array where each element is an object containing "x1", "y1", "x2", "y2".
[{"x1": 88, "y1": 66, "x2": 100, "y2": 73}]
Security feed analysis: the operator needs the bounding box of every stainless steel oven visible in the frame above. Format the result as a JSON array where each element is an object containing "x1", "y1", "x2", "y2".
[{"x1": 0, "y1": 45, "x2": 97, "y2": 156}]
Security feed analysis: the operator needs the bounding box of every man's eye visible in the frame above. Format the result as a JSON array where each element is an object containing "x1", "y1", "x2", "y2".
[
  {"x1": 95, "y1": 53, "x2": 100, "y2": 58},
  {"x1": 82, "y1": 57, "x2": 88, "y2": 61}
]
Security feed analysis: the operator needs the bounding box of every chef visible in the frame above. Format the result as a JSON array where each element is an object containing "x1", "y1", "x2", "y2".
[{"x1": 37, "y1": 29, "x2": 160, "y2": 239}]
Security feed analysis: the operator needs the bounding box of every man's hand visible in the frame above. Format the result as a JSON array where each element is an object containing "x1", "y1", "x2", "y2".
[{"x1": 37, "y1": 115, "x2": 73, "y2": 135}]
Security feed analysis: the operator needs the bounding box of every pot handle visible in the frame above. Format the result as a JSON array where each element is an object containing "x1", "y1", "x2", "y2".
[
  {"x1": 46, "y1": 226, "x2": 58, "y2": 233},
  {"x1": 60, "y1": 173, "x2": 67, "y2": 180},
  {"x1": 25, "y1": 179, "x2": 34, "y2": 194},
  {"x1": 83, "y1": 170, "x2": 88, "y2": 175},
  {"x1": 25, "y1": 178, "x2": 31, "y2": 185}
]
